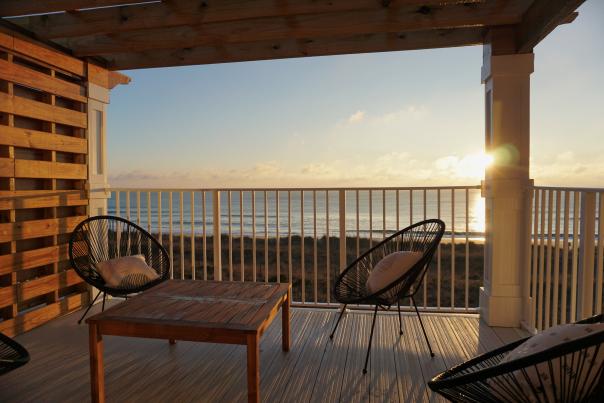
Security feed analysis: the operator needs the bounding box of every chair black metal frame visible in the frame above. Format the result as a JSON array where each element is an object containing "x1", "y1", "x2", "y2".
[
  {"x1": 69, "y1": 215, "x2": 170, "y2": 324},
  {"x1": 428, "y1": 314, "x2": 604, "y2": 402},
  {"x1": 329, "y1": 218, "x2": 445, "y2": 374},
  {"x1": 0, "y1": 332, "x2": 30, "y2": 376}
]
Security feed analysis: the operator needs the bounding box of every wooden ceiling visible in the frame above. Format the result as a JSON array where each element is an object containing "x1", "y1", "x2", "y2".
[{"x1": 0, "y1": 0, "x2": 585, "y2": 70}]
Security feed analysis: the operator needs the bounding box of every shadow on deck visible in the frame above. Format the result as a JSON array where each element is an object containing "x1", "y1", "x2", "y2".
[{"x1": 2, "y1": 303, "x2": 527, "y2": 402}]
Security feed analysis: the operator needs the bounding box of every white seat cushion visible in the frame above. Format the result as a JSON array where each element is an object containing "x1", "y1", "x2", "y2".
[
  {"x1": 96, "y1": 255, "x2": 159, "y2": 288},
  {"x1": 493, "y1": 322, "x2": 604, "y2": 402},
  {"x1": 365, "y1": 251, "x2": 423, "y2": 294}
]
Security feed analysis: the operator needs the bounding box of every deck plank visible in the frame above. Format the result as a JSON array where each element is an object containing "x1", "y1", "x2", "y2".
[{"x1": 1, "y1": 301, "x2": 518, "y2": 403}]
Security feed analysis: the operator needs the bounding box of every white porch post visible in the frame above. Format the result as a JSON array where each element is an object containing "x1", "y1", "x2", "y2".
[
  {"x1": 87, "y1": 83, "x2": 111, "y2": 216},
  {"x1": 479, "y1": 33, "x2": 534, "y2": 327}
]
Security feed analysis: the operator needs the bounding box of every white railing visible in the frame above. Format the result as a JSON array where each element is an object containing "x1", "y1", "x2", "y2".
[
  {"x1": 526, "y1": 186, "x2": 604, "y2": 332},
  {"x1": 108, "y1": 185, "x2": 483, "y2": 312}
]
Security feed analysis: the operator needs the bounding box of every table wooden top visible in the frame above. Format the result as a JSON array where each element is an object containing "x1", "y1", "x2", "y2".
[{"x1": 87, "y1": 280, "x2": 290, "y2": 332}]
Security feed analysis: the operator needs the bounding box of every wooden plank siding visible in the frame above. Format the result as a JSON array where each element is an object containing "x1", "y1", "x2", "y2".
[
  {"x1": 14, "y1": 159, "x2": 87, "y2": 180},
  {"x1": 0, "y1": 29, "x2": 92, "y2": 337},
  {"x1": 0, "y1": 125, "x2": 87, "y2": 154},
  {"x1": 0, "y1": 92, "x2": 87, "y2": 128},
  {"x1": 0, "y1": 307, "x2": 528, "y2": 401}
]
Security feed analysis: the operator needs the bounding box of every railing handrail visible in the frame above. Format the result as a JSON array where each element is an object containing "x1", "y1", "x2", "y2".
[
  {"x1": 532, "y1": 185, "x2": 604, "y2": 192},
  {"x1": 109, "y1": 185, "x2": 481, "y2": 192}
]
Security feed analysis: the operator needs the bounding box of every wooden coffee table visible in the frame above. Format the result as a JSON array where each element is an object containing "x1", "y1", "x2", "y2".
[{"x1": 86, "y1": 280, "x2": 291, "y2": 403}]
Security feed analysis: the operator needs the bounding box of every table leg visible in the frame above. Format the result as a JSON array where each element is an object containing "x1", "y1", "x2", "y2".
[
  {"x1": 282, "y1": 287, "x2": 290, "y2": 352},
  {"x1": 246, "y1": 333, "x2": 260, "y2": 403},
  {"x1": 89, "y1": 324, "x2": 105, "y2": 403}
]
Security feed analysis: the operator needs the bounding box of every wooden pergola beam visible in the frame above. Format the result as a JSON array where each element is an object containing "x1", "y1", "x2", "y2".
[
  {"x1": 57, "y1": 2, "x2": 524, "y2": 57},
  {"x1": 515, "y1": 0, "x2": 585, "y2": 53},
  {"x1": 0, "y1": 0, "x2": 151, "y2": 17},
  {"x1": 104, "y1": 27, "x2": 485, "y2": 70},
  {"x1": 8, "y1": 0, "x2": 482, "y2": 40}
]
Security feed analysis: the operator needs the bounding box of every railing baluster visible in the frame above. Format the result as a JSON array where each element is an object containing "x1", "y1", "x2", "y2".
[
  {"x1": 168, "y1": 191, "x2": 173, "y2": 279},
  {"x1": 409, "y1": 189, "x2": 413, "y2": 227},
  {"x1": 202, "y1": 191, "x2": 207, "y2": 280},
  {"x1": 578, "y1": 191, "x2": 596, "y2": 318},
  {"x1": 356, "y1": 189, "x2": 360, "y2": 258},
  {"x1": 437, "y1": 188, "x2": 441, "y2": 309},
  {"x1": 396, "y1": 189, "x2": 400, "y2": 230},
  {"x1": 537, "y1": 189, "x2": 546, "y2": 330},
  {"x1": 552, "y1": 190, "x2": 561, "y2": 326},
  {"x1": 570, "y1": 192, "x2": 580, "y2": 322},
  {"x1": 147, "y1": 192, "x2": 151, "y2": 233},
  {"x1": 136, "y1": 191, "x2": 141, "y2": 226},
  {"x1": 545, "y1": 189, "x2": 553, "y2": 329},
  {"x1": 252, "y1": 190, "x2": 256, "y2": 282},
  {"x1": 524, "y1": 188, "x2": 535, "y2": 329},
  {"x1": 369, "y1": 190, "x2": 373, "y2": 248},
  {"x1": 313, "y1": 190, "x2": 318, "y2": 303},
  {"x1": 276, "y1": 190, "x2": 280, "y2": 282},
  {"x1": 180, "y1": 191, "x2": 184, "y2": 280},
  {"x1": 451, "y1": 188, "x2": 455, "y2": 309},
  {"x1": 339, "y1": 190, "x2": 346, "y2": 273},
  {"x1": 326, "y1": 190, "x2": 331, "y2": 303},
  {"x1": 228, "y1": 190, "x2": 233, "y2": 281},
  {"x1": 264, "y1": 190, "x2": 268, "y2": 283},
  {"x1": 157, "y1": 191, "x2": 162, "y2": 246},
  {"x1": 288, "y1": 191, "x2": 292, "y2": 285},
  {"x1": 561, "y1": 191, "x2": 570, "y2": 324},
  {"x1": 596, "y1": 192, "x2": 604, "y2": 315},
  {"x1": 191, "y1": 191, "x2": 195, "y2": 280},
  {"x1": 423, "y1": 188, "x2": 428, "y2": 308},
  {"x1": 115, "y1": 191, "x2": 120, "y2": 217},
  {"x1": 301, "y1": 190, "x2": 305, "y2": 303},
  {"x1": 240, "y1": 190, "x2": 244, "y2": 282},
  {"x1": 126, "y1": 191, "x2": 130, "y2": 221},
  {"x1": 531, "y1": 188, "x2": 540, "y2": 329},
  {"x1": 465, "y1": 188, "x2": 469, "y2": 311},
  {"x1": 382, "y1": 189, "x2": 386, "y2": 240},
  {"x1": 213, "y1": 190, "x2": 222, "y2": 281}
]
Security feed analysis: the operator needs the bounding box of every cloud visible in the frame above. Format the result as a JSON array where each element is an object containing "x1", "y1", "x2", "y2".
[
  {"x1": 373, "y1": 105, "x2": 429, "y2": 124},
  {"x1": 531, "y1": 151, "x2": 604, "y2": 187},
  {"x1": 347, "y1": 110, "x2": 366, "y2": 123}
]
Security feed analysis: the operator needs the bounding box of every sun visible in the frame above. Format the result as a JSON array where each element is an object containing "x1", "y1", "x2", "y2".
[{"x1": 453, "y1": 152, "x2": 493, "y2": 179}]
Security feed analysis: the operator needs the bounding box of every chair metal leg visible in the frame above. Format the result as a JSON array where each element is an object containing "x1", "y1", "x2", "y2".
[
  {"x1": 411, "y1": 296, "x2": 435, "y2": 357},
  {"x1": 363, "y1": 305, "x2": 379, "y2": 374},
  {"x1": 329, "y1": 304, "x2": 347, "y2": 340},
  {"x1": 77, "y1": 290, "x2": 102, "y2": 324},
  {"x1": 101, "y1": 292, "x2": 107, "y2": 311},
  {"x1": 397, "y1": 300, "x2": 403, "y2": 335}
]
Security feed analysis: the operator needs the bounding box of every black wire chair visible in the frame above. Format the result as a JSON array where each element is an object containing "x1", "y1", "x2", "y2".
[
  {"x1": 69, "y1": 215, "x2": 170, "y2": 324},
  {"x1": 329, "y1": 218, "x2": 445, "y2": 374},
  {"x1": 428, "y1": 314, "x2": 604, "y2": 402},
  {"x1": 0, "y1": 332, "x2": 30, "y2": 375}
]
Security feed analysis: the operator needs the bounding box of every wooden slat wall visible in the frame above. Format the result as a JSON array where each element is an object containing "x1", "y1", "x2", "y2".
[{"x1": 0, "y1": 31, "x2": 90, "y2": 337}]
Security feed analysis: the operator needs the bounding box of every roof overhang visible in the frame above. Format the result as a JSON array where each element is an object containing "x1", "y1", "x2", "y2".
[{"x1": 0, "y1": 0, "x2": 585, "y2": 71}]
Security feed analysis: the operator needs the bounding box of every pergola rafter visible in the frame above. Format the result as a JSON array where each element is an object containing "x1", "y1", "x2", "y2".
[{"x1": 0, "y1": 0, "x2": 584, "y2": 70}]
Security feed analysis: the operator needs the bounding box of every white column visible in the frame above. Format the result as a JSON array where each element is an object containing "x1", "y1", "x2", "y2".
[
  {"x1": 87, "y1": 83, "x2": 111, "y2": 216},
  {"x1": 479, "y1": 41, "x2": 534, "y2": 327}
]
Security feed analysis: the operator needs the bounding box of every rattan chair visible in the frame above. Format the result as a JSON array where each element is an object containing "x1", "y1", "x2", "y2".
[
  {"x1": 428, "y1": 314, "x2": 604, "y2": 402},
  {"x1": 329, "y1": 218, "x2": 445, "y2": 374},
  {"x1": 0, "y1": 332, "x2": 29, "y2": 375},
  {"x1": 69, "y1": 215, "x2": 170, "y2": 324}
]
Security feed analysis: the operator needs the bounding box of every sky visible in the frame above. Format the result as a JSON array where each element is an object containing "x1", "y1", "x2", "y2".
[{"x1": 107, "y1": 1, "x2": 604, "y2": 189}]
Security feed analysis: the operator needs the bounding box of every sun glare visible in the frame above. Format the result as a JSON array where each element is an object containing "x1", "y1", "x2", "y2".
[{"x1": 450, "y1": 152, "x2": 494, "y2": 179}]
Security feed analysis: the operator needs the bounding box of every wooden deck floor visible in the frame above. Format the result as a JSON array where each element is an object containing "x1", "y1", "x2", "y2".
[{"x1": 2, "y1": 302, "x2": 527, "y2": 403}]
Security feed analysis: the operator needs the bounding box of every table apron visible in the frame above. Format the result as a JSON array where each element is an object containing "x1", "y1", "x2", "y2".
[{"x1": 96, "y1": 322, "x2": 251, "y2": 345}]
